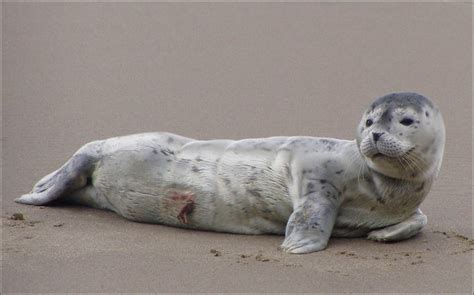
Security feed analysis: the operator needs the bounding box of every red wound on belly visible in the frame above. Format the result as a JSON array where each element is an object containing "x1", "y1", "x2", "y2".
[{"x1": 171, "y1": 192, "x2": 195, "y2": 224}]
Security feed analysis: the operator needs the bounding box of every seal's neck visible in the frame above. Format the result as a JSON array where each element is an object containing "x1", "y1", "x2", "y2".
[{"x1": 363, "y1": 158, "x2": 433, "y2": 207}]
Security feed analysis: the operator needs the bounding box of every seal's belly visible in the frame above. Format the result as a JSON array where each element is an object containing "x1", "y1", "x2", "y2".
[{"x1": 93, "y1": 136, "x2": 293, "y2": 234}]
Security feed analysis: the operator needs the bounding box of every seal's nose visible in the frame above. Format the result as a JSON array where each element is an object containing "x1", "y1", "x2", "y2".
[{"x1": 372, "y1": 132, "x2": 383, "y2": 142}]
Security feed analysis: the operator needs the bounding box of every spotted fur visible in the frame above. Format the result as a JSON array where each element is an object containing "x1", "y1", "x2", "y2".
[{"x1": 16, "y1": 92, "x2": 445, "y2": 254}]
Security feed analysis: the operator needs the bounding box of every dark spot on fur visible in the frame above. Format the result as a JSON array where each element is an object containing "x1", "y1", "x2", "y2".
[
  {"x1": 310, "y1": 222, "x2": 320, "y2": 230},
  {"x1": 195, "y1": 156, "x2": 203, "y2": 162},
  {"x1": 152, "y1": 148, "x2": 158, "y2": 154},
  {"x1": 425, "y1": 111, "x2": 430, "y2": 117},
  {"x1": 381, "y1": 110, "x2": 391, "y2": 122},
  {"x1": 223, "y1": 178, "x2": 231, "y2": 185},
  {"x1": 415, "y1": 182, "x2": 425, "y2": 193},
  {"x1": 86, "y1": 177, "x2": 93, "y2": 186},
  {"x1": 247, "y1": 189, "x2": 263, "y2": 198},
  {"x1": 307, "y1": 182, "x2": 315, "y2": 191},
  {"x1": 376, "y1": 197, "x2": 386, "y2": 204},
  {"x1": 261, "y1": 147, "x2": 271, "y2": 152},
  {"x1": 285, "y1": 165, "x2": 293, "y2": 183},
  {"x1": 248, "y1": 175, "x2": 258, "y2": 182},
  {"x1": 167, "y1": 137, "x2": 174, "y2": 143},
  {"x1": 191, "y1": 166, "x2": 200, "y2": 173},
  {"x1": 399, "y1": 133, "x2": 403, "y2": 136},
  {"x1": 160, "y1": 149, "x2": 175, "y2": 156},
  {"x1": 320, "y1": 180, "x2": 327, "y2": 184},
  {"x1": 370, "y1": 206, "x2": 376, "y2": 211},
  {"x1": 335, "y1": 170, "x2": 344, "y2": 174}
]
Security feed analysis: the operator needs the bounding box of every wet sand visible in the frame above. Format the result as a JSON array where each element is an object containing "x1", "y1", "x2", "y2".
[{"x1": 2, "y1": 3, "x2": 472, "y2": 293}]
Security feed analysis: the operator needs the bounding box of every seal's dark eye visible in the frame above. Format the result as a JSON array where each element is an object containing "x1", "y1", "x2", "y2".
[
  {"x1": 400, "y1": 118, "x2": 414, "y2": 126},
  {"x1": 365, "y1": 119, "x2": 373, "y2": 127}
]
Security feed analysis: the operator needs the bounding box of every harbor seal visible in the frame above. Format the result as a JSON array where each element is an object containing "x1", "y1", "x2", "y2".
[{"x1": 16, "y1": 92, "x2": 445, "y2": 254}]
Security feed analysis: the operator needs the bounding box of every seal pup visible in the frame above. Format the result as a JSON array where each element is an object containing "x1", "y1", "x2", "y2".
[{"x1": 16, "y1": 92, "x2": 445, "y2": 254}]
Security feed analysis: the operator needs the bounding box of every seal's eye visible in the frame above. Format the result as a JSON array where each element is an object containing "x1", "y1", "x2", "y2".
[
  {"x1": 365, "y1": 119, "x2": 373, "y2": 127},
  {"x1": 400, "y1": 118, "x2": 414, "y2": 126}
]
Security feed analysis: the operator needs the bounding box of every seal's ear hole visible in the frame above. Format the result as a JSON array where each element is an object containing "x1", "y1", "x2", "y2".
[{"x1": 400, "y1": 118, "x2": 414, "y2": 126}]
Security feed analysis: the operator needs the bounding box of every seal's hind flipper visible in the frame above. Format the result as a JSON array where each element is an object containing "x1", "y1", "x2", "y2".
[{"x1": 16, "y1": 143, "x2": 100, "y2": 206}]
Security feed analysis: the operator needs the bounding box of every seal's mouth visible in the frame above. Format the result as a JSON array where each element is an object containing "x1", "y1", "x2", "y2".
[
  {"x1": 368, "y1": 147, "x2": 416, "y2": 161},
  {"x1": 368, "y1": 152, "x2": 395, "y2": 161},
  {"x1": 371, "y1": 153, "x2": 384, "y2": 159}
]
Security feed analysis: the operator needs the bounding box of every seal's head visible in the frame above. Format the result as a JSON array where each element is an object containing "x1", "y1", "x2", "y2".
[{"x1": 356, "y1": 92, "x2": 445, "y2": 180}]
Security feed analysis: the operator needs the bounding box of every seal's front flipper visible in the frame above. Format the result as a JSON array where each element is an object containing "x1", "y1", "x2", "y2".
[
  {"x1": 281, "y1": 179, "x2": 341, "y2": 254},
  {"x1": 367, "y1": 209, "x2": 427, "y2": 242}
]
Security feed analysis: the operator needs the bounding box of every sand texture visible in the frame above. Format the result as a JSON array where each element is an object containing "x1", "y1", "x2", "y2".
[{"x1": 2, "y1": 3, "x2": 472, "y2": 293}]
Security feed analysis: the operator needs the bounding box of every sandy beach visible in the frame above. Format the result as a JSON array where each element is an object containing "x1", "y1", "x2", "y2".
[{"x1": 2, "y1": 3, "x2": 472, "y2": 293}]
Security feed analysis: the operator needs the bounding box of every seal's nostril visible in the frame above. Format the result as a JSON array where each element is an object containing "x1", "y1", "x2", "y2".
[{"x1": 372, "y1": 132, "x2": 383, "y2": 142}]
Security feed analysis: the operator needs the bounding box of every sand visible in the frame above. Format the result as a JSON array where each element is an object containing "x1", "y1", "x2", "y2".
[{"x1": 2, "y1": 3, "x2": 472, "y2": 293}]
